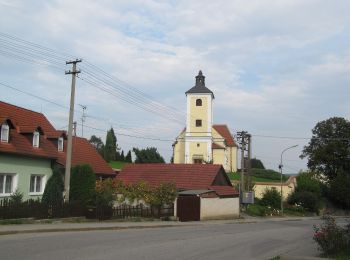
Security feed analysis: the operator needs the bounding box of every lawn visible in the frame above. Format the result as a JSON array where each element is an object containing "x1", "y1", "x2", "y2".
[
  {"x1": 227, "y1": 172, "x2": 288, "y2": 183},
  {"x1": 109, "y1": 161, "x2": 129, "y2": 169}
]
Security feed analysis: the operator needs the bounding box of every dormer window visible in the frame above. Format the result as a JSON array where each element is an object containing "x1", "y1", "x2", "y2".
[
  {"x1": 1, "y1": 123, "x2": 9, "y2": 143},
  {"x1": 33, "y1": 131, "x2": 40, "y2": 148},
  {"x1": 196, "y1": 99, "x2": 202, "y2": 106},
  {"x1": 58, "y1": 137, "x2": 64, "y2": 151}
]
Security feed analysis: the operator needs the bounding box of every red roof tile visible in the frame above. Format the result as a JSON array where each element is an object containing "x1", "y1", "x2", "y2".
[
  {"x1": 0, "y1": 101, "x2": 114, "y2": 176},
  {"x1": 212, "y1": 143, "x2": 225, "y2": 149},
  {"x1": 213, "y1": 125, "x2": 237, "y2": 147},
  {"x1": 116, "y1": 164, "x2": 237, "y2": 196},
  {"x1": 210, "y1": 186, "x2": 238, "y2": 197},
  {"x1": 57, "y1": 137, "x2": 115, "y2": 176}
]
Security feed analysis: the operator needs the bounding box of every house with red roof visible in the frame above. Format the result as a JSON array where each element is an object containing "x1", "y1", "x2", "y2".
[
  {"x1": 0, "y1": 101, "x2": 114, "y2": 200},
  {"x1": 173, "y1": 71, "x2": 238, "y2": 172},
  {"x1": 116, "y1": 163, "x2": 240, "y2": 221}
]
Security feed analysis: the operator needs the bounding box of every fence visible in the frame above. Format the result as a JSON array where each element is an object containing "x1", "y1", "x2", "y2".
[
  {"x1": 0, "y1": 199, "x2": 85, "y2": 219},
  {"x1": 111, "y1": 204, "x2": 174, "y2": 219},
  {"x1": 0, "y1": 199, "x2": 174, "y2": 220}
]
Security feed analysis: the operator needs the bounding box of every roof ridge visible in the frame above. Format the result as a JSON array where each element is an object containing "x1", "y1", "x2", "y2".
[{"x1": 0, "y1": 100, "x2": 44, "y2": 116}]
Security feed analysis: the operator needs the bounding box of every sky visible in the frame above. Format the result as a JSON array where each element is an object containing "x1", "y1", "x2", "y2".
[{"x1": 0, "y1": 0, "x2": 349, "y2": 173}]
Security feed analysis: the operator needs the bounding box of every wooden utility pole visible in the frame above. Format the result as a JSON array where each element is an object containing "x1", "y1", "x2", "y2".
[
  {"x1": 247, "y1": 134, "x2": 252, "y2": 191},
  {"x1": 64, "y1": 59, "x2": 81, "y2": 202},
  {"x1": 237, "y1": 131, "x2": 247, "y2": 194}
]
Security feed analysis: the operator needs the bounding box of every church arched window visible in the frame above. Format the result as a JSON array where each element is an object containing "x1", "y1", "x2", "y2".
[{"x1": 196, "y1": 99, "x2": 202, "y2": 106}]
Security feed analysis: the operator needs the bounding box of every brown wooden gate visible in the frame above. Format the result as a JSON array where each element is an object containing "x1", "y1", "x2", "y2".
[{"x1": 177, "y1": 195, "x2": 200, "y2": 222}]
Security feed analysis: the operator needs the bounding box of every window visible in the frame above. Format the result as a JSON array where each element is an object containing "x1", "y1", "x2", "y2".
[
  {"x1": 0, "y1": 174, "x2": 13, "y2": 195},
  {"x1": 195, "y1": 120, "x2": 202, "y2": 127},
  {"x1": 33, "y1": 131, "x2": 40, "y2": 147},
  {"x1": 30, "y1": 175, "x2": 43, "y2": 194},
  {"x1": 58, "y1": 137, "x2": 64, "y2": 151},
  {"x1": 196, "y1": 99, "x2": 202, "y2": 106},
  {"x1": 1, "y1": 123, "x2": 9, "y2": 143},
  {"x1": 193, "y1": 159, "x2": 203, "y2": 164}
]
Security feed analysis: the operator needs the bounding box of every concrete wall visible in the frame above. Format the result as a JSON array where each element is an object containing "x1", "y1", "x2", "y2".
[
  {"x1": 200, "y1": 197, "x2": 240, "y2": 220},
  {"x1": 0, "y1": 154, "x2": 53, "y2": 200}
]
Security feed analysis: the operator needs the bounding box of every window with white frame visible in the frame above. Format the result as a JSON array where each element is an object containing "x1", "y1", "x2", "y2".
[
  {"x1": 1, "y1": 123, "x2": 9, "y2": 143},
  {"x1": 0, "y1": 174, "x2": 14, "y2": 195},
  {"x1": 33, "y1": 131, "x2": 40, "y2": 147},
  {"x1": 58, "y1": 137, "x2": 64, "y2": 151},
  {"x1": 29, "y1": 175, "x2": 44, "y2": 194}
]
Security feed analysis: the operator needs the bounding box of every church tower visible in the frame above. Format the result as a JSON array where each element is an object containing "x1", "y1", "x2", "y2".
[{"x1": 184, "y1": 71, "x2": 214, "y2": 163}]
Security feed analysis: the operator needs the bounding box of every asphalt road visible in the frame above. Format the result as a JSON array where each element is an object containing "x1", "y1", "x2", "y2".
[{"x1": 0, "y1": 219, "x2": 322, "y2": 260}]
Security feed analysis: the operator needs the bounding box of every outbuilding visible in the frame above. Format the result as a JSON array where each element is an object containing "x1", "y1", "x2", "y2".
[{"x1": 116, "y1": 163, "x2": 240, "y2": 221}]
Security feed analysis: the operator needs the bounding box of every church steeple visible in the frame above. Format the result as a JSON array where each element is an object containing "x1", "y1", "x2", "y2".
[
  {"x1": 185, "y1": 70, "x2": 214, "y2": 98},
  {"x1": 195, "y1": 70, "x2": 205, "y2": 87}
]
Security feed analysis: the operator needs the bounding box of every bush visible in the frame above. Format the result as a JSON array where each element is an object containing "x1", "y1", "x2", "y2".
[
  {"x1": 70, "y1": 164, "x2": 96, "y2": 206},
  {"x1": 313, "y1": 215, "x2": 350, "y2": 256},
  {"x1": 42, "y1": 167, "x2": 64, "y2": 206},
  {"x1": 260, "y1": 188, "x2": 281, "y2": 209},
  {"x1": 288, "y1": 191, "x2": 320, "y2": 213},
  {"x1": 9, "y1": 190, "x2": 23, "y2": 205},
  {"x1": 246, "y1": 204, "x2": 266, "y2": 216}
]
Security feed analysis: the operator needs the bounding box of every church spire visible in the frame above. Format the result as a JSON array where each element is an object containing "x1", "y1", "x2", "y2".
[
  {"x1": 195, "y1": 70, "x2": 205, "y2": 87},
  {"x1": 185, "y1": 70, "x2": 214, "y2": 98}
]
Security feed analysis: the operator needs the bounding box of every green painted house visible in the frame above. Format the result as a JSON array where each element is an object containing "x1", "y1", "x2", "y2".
[{"x1": 0, "y1": 101, "x2": 115, "y2": 201}]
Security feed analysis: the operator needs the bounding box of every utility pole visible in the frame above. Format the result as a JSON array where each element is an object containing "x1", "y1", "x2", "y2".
[
  {"x1": 79, "y1": 104, "x2": 87, "y2": 137},
  {"x1": 64, "y1": 59, "x2": 81, "y2": 203},
  {"x1": 237, "y1": 131, "x2": 247, "y2": 194},
  {"x1": 247, "y1": 134, "x2": 252, "y2": 191}
]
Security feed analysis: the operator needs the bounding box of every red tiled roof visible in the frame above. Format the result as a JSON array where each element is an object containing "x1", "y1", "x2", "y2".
[
  {"x1": 212, "y1": 143, "x2": 225, "y2": 149},
  {"x1": 210, "y1": 185, "x2": 238, "y2": 197},
  {"x1": 116, "y1": 164, "x2": 237, "y2": 196},
  {"x1": 0, "y1": 101, "x2": 114, "y2": 176},
  {"x1": 213, "y1": 125, "x2": 237, "y2": 147},
  {"x1": 57, "y1": 137, "x2": 115, "y2": 176}
]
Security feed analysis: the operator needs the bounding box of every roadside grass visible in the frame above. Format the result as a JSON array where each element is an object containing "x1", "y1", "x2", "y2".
[
  {"x1": 269, "y1": 256, "x2": 281, "y2": 260},
  {"x1": 109, "y1": 161, "x2": 129, "y2": 169}
]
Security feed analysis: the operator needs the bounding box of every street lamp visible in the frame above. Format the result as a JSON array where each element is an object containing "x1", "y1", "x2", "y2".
[{"x1": 279, "y1": 144, "x2": 298, "y2": 216}]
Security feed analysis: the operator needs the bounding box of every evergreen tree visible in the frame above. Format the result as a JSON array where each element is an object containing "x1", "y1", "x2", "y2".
[
  {"x1": 120, "y1": 150, "x2": 125, "y2": 161},
  {"x1": 42, "y1": 167, "x2": 64, "y2": 206},
  {"x1": 104, "y1": 128, "x2": 118, "y2": 162},
  {"x1": 70, "y1": 164, "x2": 96, "y2": 206},
  {"x1": 125, "y1": 150, "x2": 132, "y2": 163}
]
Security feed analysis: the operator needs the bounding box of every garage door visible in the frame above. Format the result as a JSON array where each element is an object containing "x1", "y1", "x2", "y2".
[{"x1": 177, "y1": 195, "x2": 200, "y2": 221}]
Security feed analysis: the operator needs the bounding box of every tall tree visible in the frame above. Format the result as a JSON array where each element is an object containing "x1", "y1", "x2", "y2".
[
  {"x1": 125, "y1": 150, "x2": 132, "y2": 163},
  {"x1": 301, "y1": 117, "x2": 350, "y2": 181},
  {"x1": 89, "y1": 135, "x2": 104, "y2": 157},
  {"x1": 120, "y1": 150, "x2": 125, "y2": 161},
  {"x1": 70, "y1": 164, "x2": 96, "y2": 205},
  {"x1": 133, "y1": 147, "x2": 165, "y2": 163},
  {"x1": 104, "y1": 128, "x2": 118, "y2": 162}
]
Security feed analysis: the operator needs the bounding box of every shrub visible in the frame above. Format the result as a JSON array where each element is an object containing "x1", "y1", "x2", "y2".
[
  {"x1": 246, "y1": 204, "x2": 266, "y2": 216},
  {"x1": 260, "y1": 188, "x2": 281, "y2": 209},
  {"x1": 288, "y1": 191, "x2": 320, "y2": 213},
  {"x1": 70, "y1": 164, "x2": 96, "y2": 206},
  {"x1": 9, "y1": 190, "x2": 23, "y2": 205},
  {"x1": 313, "y1": 215, "x2": 350, "y2": 256},
  {"x1": 42, "y1": 167, "x2": 64, "y2": 206}
]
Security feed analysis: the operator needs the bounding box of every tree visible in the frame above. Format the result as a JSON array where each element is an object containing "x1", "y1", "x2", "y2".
[
  {"x1": 42, "y1": 167, "x2": 64, "y2": 206},
  {"x1": 89, "y1": 135, "x2": 104, "y2": 157},
  {"x1": 70, "y1": 164, "x2": 96, "y2": 205},
  {"x1": 120, "y1": 150, "x2": 125, "y2": 161},
  {"x1": 329, "y1": 172, "x2": 350, "y2": 209},
  {"x1": 125, "y1": 150, "x2": 132, "y2": 163},
  {"x1": 104, "y1": 128, "x2": 118, "y2": 162},
  {"x1": 251, "y1": 158, "x2": 265, "y2": 169},
  {"x1": 133, "y1": 147, "x2": 165, "y2": 163},
  {"x1": 301, "y1": 117, "x2": 350, "y2": 181}
]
